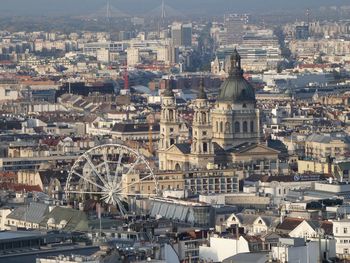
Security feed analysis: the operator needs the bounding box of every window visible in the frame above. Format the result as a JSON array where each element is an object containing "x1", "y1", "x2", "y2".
[
  {"x1": 250, "y1": 121, "x2": 254, "y2": 132},
  {"x1": 344, "y1": 228, "x2": 348, "y2": 234},
  {"x1": 344, "y1": 248, "x2": 349, "y2": 254},
  {"x1": 243, "y1": 121, "x2": 248, "y2": 132},
  {"x1": 202, "y1": 131, "x2": 207, "y2": 136},
  {"x1": 234, "y1": 121, "x2": 240, "y2": 133},
  {"x1": 225, "y1": 122, "x2": 230, "y2": 133},
  {"x1": 201, "y1": 112, "x2": 206, "y2": 122},
  {"x1": 203, "y1": 143, "x2": 208, "y2": 153},
  {"x1": 220, "y1": 122, "x2": 223, "y2": 133}
]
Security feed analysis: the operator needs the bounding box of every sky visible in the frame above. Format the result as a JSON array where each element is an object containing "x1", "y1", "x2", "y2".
[{"x1": 0, "y1": 0, "x2": 349, "y2": 16}]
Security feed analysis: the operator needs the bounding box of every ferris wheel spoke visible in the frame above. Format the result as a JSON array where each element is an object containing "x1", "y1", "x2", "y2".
[
  {"x1": 103, "y1": 150, "x2": 112, "y2": 185},
  {"x1": 113, "y1": 151, "x2": 124, "y2": 184},
  {"x1": 71, "y1": 171, "x2": 107, "y2": 191},
  {"x1": 125, "y1": 156, "x2": 142, "y2": 176},
  {"x1": 114, "y1": 156, "x2": 142, "y2": 191},
  {"x1": 115, "y1": 198, "x2": 127, "y2": 216},
  {"x1": 116, "y1": 173, "x2": 154, "y2": 194},
  {"x1": 83, "y1": 153, "x2": 109, "y2": 187}
]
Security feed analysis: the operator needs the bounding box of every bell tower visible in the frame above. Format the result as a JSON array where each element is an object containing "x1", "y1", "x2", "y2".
[
  {"x1": 158, "y1": 83, "x2": 180, "y2": 170},
  {"x1": 190, "y1": 79, "x2": 214, "y2": 168}
]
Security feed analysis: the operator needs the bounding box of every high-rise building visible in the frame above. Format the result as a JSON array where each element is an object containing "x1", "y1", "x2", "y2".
[
  {"x1": 171, "y1": 23, "x2": 193, "y2": 47},
  {"x1": 224, "y1": 14, "x2": 249, "y2": 45},
  {"x1": 127, "y1": 47, "x2": 139, "y2": 66},
  {"x1": 171, "y1": 23, "x2": 183, "y2": 46},
  {"x1": 182, "y1": 23, "x2": 193, "y2": 47},
  {"x1": 295, "y1": 25, "x2": 309, "y2": 40}
]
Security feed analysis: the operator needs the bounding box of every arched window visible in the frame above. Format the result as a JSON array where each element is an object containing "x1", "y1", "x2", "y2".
[
  {"x1": 175, "y1": 163, "x2": 181, "y2": 171},
  {"x1": 169, "y1": 110, "x2": 174, "y2": 121},
  {"x1": 220, "y1": 122, "x2": 223, "y2": 133},
  {"x1": 170, "y1": 138, "x2": 175, "y2": 145},
  {"x1": 225, "y1": 122, "x2": 230, "y2": 133},
  {"x1": 216, "y1": 121, "x2": 219, "y2": 132},
  {"x1": 243, "y1": 121, "x2": 248, "y2": 132},
  {"x1": 203, "y1": 142, "x2": 208, "y2": 153},
  {"x1": 201, "y1": 112, "x2": 206, "y2": 123},
  {"x1": 250, "y1": 121, "x2": 254, "y2": 132},
  {"x1": 234, "y1": 121, "x2": 240, "y2": 133}
]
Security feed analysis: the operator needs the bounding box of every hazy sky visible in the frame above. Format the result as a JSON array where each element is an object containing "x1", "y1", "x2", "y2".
[{"x1": 1, "y1": 0, "x2": 349, "y2": 16}]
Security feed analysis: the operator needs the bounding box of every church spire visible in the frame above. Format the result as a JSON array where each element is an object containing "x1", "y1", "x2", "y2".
[
  {"x1": 197, "y1": 77, "x2": 207, "y2": 100},
  {"x1": 163, "y1": 76, "x2": 175, "y2": 97}
]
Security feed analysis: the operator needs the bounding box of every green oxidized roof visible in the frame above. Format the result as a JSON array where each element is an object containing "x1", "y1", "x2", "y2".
[{"x1": 217, "y1": 49, "x2": 256, "y2": 103}]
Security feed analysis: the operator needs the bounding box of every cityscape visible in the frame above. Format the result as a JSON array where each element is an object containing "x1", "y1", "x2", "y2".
[{"x1": 2, "y1": 0, "x2": 350, "y2": 262}]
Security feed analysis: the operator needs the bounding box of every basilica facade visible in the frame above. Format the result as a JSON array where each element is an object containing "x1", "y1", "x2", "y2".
[{"x1": 158, "y1": 50, "x2": 279, "y2": 171}]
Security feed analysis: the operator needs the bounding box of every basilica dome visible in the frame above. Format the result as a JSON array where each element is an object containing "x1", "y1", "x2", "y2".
[{"x1": 217, "y1": 49, "x2": 256, "y2": 103}]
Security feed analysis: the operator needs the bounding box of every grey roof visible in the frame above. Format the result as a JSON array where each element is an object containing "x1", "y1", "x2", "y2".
[
  {"x1": 174, "y1": 143, "x2": 191, "y2": 154},
  {"x1": 7, "y1": 202, "x2": 49, "y2": 224},
  {"x1": 40, "y1": 206, "x2": 89, "y2": 232},
  {"x1": 112, "y1": 123, "x2": 160, "y2": 133},
  {"x1": 306, "y1": 133, "x2": 350, "y2": 144},
  {"x1": 213, "y1": 142, "x2": 226, "y2": 155},
  {"x1": 0, "y1": 231, "x2": 43, "y2": 241},
  {"x1": 235, "y1": 213, "x2": 280, "y2": 228},
  {"x1": 217, "y1": 50, "x2": 256, "y2": 103},
  {"x1": 223, "y1": 252, "x2": 269, "y2": 263}
]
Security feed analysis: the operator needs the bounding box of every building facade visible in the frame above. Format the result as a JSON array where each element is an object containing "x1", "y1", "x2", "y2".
[{"x1": 158, "y1": 50, "x2": 276, "y2": 171}]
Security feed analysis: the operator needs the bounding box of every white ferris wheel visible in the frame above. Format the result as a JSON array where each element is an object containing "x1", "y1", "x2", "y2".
[{"x1": 65, "y1": 144, "x2": 159, "y2": 215}]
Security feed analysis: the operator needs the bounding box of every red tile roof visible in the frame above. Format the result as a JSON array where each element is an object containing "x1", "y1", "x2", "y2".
[
  {"x1": 0, "y1": 183, "x2": 42, "y2": 192},
  {"x1": 276, "y1": 217, "x2": 304, "y2": 231}
]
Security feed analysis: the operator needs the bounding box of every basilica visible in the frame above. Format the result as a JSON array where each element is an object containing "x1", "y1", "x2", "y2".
[{"x1": 158, "y1": 50, "x2": 279, "y2": 171}]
